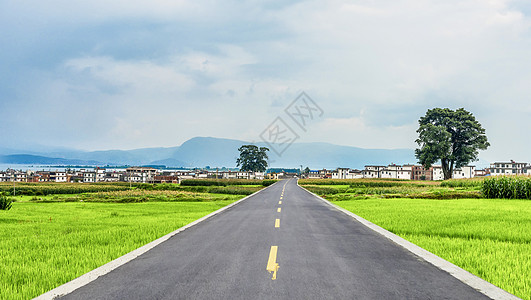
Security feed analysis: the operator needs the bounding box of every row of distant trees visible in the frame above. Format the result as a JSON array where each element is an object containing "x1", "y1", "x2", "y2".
[{"x1": 237, "y1": 107, "x2": 489, "y2": 180}]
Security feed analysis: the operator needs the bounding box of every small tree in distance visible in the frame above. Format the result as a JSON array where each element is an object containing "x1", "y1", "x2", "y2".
[
  {"x1": 236, "y1": 145, "x2": 270, "y2": 172},
  {"x1": 415, "y1": 108, "x2": 490, "y2": 180}
]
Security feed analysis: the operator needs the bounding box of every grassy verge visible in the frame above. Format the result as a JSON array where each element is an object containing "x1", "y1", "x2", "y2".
[
  {"x1": 333, "y1": 197, "x2": 531, "y2": 299},
  {"x1": 0, "y1": 197, "x2": 242, "y2": 299}
]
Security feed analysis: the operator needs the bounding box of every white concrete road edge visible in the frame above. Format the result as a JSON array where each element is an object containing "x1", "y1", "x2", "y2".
[
  {"x1": 34, "y1": 181, "x2": 280, "y2": 300},
  {"x1": 297, "y1": 181, "x2": 521, "y2": 300}
]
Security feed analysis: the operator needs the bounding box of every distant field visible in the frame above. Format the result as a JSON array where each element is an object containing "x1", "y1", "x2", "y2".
[
  {"x1": 0, "y1": 183, "x2": 258, "y2": 300},
  {"x1": 0, "y1": 182, "x2": 131, "y2": 196},
  {"x1": 0, "y1": 180, "x2": 276, "y2": 198},
  {"x1": 299, "y1": 178, "x2": 531, "y2": 299},
  {"x1": 299, "y1": 178, "x2": 482, "y2": 199}
]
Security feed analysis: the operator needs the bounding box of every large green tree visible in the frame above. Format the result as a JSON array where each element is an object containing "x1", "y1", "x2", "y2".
[
  {"x1": 236, "y1": 145, "x2": 270, "y2": 172},
  {"x1": 415, "y1": 108, "x2": 490, "y2": 180},
  {"x1": 303, "y1": 167, "x2": 311, "y2": 175}
]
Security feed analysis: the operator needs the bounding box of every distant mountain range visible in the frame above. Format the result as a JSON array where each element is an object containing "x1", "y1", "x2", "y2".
[
  {"x1": 0, "y1": 154, "x2": 100, "y2": 165},
  {"x1": 0, "y1": 137, "x2": 417, "y2": 169}
]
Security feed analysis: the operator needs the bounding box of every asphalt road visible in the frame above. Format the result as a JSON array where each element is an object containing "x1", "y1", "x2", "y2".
[{"x1": 60, "y1": 179, "x2": 490, "y2": 300}]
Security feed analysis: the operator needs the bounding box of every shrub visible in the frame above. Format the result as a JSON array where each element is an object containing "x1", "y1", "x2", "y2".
[
  {"x1": 348, "y1": 181, "x2": 404, "y2": 188},
  {"x1": 178, "y1": 186, "x2": 209, "y2": 193},
  {"x1": 441, "y1": 179, "x2": 483, "y2": 188},
  {"x1": 134, "y1": 183, "x2": 181, "y2": 191},
  {"x1": 180, "y1": 180, "x2": 225, "y2": 186},
  {"x1": 303, "y1": 186, "x2": 345, "y2": 195},
  {"x1": 262, "y1": 180, "x2": 278, "y2": 186},
  {"x1": 208, "y1": 187, "x2": 258, "y2": 195},
  {"x1": 0, "y1": 194, "x2": 13, "y2": 210},
  {"x1": 136, "y1": 183, "x2": 155, "y2": 190}
]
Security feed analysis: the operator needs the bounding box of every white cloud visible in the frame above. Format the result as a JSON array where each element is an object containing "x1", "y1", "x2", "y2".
[
  {"x1": 22, "y1": 48, "x2": 297, "y2": 150},
  {"x1": 2, "y1": 0, "x2": 531, "y2": 162},
  {"x1": 178, "y1": 45, "x2": 258, "y2": 75},
  {"x1": 64, "y1": 56, "x2": 196, "y2": 99},
  {"x1": 300, "y1": 117, "x2": 418, "y2": 150},
  {"x1": 1, "y1": 0, "x2": 200, "y2": 24}
]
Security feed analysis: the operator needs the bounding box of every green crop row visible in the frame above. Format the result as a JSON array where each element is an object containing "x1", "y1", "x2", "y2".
[
  {"x1": 180, "y1": 179, "x2": 276, "y2": 187},
  {"x1": 0, "y1": 183, "x2": 130, "y2": 196},
  {"x1": 441, "y1": 178, "x2": 483, "y2": 188},
  {"x1": 261, "y1": 180, "x2": 278, "y2": 186},
  {"x1": 482, "y1": 176, "x2": 531, "y2": 199},
  {"x1": 133, "y1": 182, "x2": 266, "y2": 195}
]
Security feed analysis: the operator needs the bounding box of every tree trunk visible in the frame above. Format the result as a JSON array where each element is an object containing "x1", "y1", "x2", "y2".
[
  {"x1": 441, "y1": 159, "x2": 453, "y2": 180},
  {"x1": 449, "y1": 160, "x2": 454, "y2": 180}
]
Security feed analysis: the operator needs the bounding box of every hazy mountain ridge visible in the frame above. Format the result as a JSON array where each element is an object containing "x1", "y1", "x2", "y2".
[
  {"x1": 0, "y1": 154, "x2": 101, "y2": 165},
  {"x1": 0, "y1": 137, "x2": 416, "y2": 169}
]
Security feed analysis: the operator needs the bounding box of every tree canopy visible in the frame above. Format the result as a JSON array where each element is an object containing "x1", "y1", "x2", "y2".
[
  {"x1": 236, "y1": 145, "x2": 269, "y2": 172},
  {"x1": 415, "y1": 108, "x2": 490, "y2": 180}
]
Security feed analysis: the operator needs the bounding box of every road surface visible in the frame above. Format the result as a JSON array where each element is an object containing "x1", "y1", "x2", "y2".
[{"x1": 59, "y1": 179, "x2": 490, "y2": 299}]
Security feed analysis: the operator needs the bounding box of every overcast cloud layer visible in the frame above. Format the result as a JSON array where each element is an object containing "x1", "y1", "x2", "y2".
[{"x1": 1, "y1": 0, "x2": 531, "y2": 163}]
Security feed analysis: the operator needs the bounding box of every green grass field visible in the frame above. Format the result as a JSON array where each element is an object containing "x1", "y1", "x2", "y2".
[
  {"x1": 333, "y1": 198, "x2": 531, "y2": 299},
  {"x1": 0, "y1": 199, "x2": 239, "y2": 299}
]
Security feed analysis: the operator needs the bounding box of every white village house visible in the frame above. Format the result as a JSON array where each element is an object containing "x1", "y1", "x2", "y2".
[
  {"x1": 379, "y1": 164, "x2": 413, "y2": 180},
  {"x1": 432, "y1": 165, "x2": 475, "y2": 180},
  {"x1": 489, "y1": 161, "x2": 529, "y2": 176}
]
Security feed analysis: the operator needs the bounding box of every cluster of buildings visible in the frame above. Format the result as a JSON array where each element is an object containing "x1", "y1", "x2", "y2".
[
  {"x1": 0, "y1": 167, "x2": 269, "y2": 184},
  {"x1": 308, "y1": 160, "x2": 531, "y2": 180},
  {"x1": 488, "y1": 161, "x2": 531, "y2": 176},
  {"x1": 1, "y1": 160, "x2": 530, "y2": 183},
  {"x1": 308, "y1": 165, "x2": 476, "y2": 180}
]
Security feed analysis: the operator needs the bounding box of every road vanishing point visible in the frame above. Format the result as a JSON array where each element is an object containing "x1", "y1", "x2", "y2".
[{"x1": 47, "y1": 179, "x2": 515, "y2": 300}]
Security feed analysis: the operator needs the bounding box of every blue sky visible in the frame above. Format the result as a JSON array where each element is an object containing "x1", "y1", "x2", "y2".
[{"x1": 1, "y1": 0, "x2": 531, "y2": 163}]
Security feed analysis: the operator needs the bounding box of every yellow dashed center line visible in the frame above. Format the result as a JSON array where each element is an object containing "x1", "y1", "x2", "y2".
[
  {"x1": 265, "y1": 181, "x2": 290, "y2": 281},
  {"x1": 266, "y1": 246, "x2": 279, "y2": 280}
]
